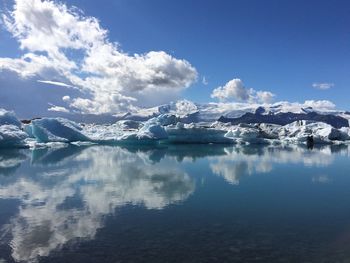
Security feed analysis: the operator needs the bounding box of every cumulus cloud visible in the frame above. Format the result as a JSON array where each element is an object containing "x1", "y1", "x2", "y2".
[
  {"x1": 255, "y1": 91, "x2": 275, "y2": 104},
  {"x1": 211, "y1": 78, "x2": 275, "y2": 103},
  {"x1": 312, "y1": 82, "x2": 334, "y2": 90},
  {"x1": 211, "y1": 79, "x2": 249, "y2": 101},
  {"x1": 0, "y1": 0, "x2": 197, "y2": 115}
]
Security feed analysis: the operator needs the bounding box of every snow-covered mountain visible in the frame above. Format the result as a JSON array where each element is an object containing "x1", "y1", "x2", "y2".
[
  {"x1": 116, "y1": 100, "x2": 350, "y2": 125},
  {"x1": 38, "y1": 99, "x2": 349, "y2": 126}
]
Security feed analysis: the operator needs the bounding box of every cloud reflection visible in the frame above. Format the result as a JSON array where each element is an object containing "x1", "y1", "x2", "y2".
[
  {"x1": 0, "y1": 146, "x2": 195, "y2": 262},
  {"x1": 0, "y1": 144, "x2": 347, "y2": 262},
  {"x1": 209, "y1": 145, "x2": 340, "y2": 185}
]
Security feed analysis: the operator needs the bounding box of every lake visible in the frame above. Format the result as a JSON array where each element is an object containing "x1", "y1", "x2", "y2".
[{"x1": 1, "y1": 144, "x2": 350, "y2": 262}]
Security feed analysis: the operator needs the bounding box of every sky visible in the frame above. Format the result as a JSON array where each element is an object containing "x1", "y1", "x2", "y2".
[{"x1": 0, "y1": 0, "x2": 349, "y2": 118}]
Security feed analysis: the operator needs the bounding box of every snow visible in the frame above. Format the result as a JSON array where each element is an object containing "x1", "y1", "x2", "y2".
[{"x1": 119, "y1": 100, "x2": 342, "y2": 122}]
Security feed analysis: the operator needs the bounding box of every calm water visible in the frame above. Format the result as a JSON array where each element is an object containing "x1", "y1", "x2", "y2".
[{"x1": 1, "y1": 144, "x2": 350, "y2": 262}]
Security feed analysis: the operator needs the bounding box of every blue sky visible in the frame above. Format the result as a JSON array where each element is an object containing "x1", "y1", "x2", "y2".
[
  {"x1": 67, "y1": 0, "x2": 350, "y2": 103},
  {"x1": 0, "y1": 0, "x2": 349, "y2": 117}
]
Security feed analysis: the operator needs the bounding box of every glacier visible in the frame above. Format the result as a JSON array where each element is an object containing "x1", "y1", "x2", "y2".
[{"x1": 0, "y1": 106, "x2": 350, "y2": 148}]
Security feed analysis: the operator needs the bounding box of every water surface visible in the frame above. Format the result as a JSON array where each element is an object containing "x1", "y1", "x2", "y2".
[{"x1": 1, "y1": 144, "x2": 350, "y2": 262}]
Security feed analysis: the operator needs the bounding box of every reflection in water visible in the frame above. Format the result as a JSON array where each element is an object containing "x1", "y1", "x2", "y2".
[
  {"x1": 0, "y1": 144, "x2": 348, "y2": 262},
  {"x1": 0, "y1": 146, "x2": 195, "y2": 262},
  {"x1": 0, "y1": 149, "x2": 28, "y2": 176},
  {"x1": 209, "y1": 145, "x2": 342, "y2": 185}
]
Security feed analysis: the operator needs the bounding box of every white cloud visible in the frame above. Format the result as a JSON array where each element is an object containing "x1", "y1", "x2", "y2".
[
  {"x1": 62, "y1": 95, "x2": 70, "y2": 102},
  {"x1": 0, "y1": 69, "x2": 81, "y2": 118},
  {"x1": 48, "y1": 105, "x2": 69, "y2": 113},
  {"x1": 211, "y1": 79, "x2": 249, "y2": 101},
  {"x1": 37, "y1": 80, "x2": 74, "y2": 88},
  {"x1": 0, "y1": 0, "x2": 197, "y2": 115},
  {"x1": 211, "y1": 78, "x2": 275, "y2": 104},
  {"x1": 303, "y1": 100, "x2": 336, "y2": 110},
  {"x1": 312, "y1": 82, "x2": 334, "y2": 90},
  {"x1": 255, "y1": 91, "x2": 275, "y2": 104}
]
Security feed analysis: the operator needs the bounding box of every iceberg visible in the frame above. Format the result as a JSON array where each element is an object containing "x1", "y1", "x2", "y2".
[
  {"x1": 0, "y1": 125, "x2": 28, "y2": 148},
  {"x1": 27, "y1": 118, "x2": 89, "y2": 143},
  {"x1": 0, "y1": 108, "x2": 22, "y2": 127},
  {"x1": 82, "y1": 123, "x2": 128, "y2": 143},
  {"x1": 0, "y1": 109, "x2": 27, "y2": 148},
  {"x1": 19, "y1": 117, "x2": 350, "y2": 147},
  {"x1": 117, "y1": 123, "x2": 168, "y2": 144},
  {"x1": 115, "y1": 120, "x2": 141, "y2": 130},
  {"x1": 279, "y1": 121, "x2": 349, "y2": 144},
  {"x1": 151, "y1": 114, "x2": 177, "y2": 126},
  {"x1": 1, "y1": 106, "x2": 350, "y2": 148},
  {"x1": 223, "y1": 123, "x2": 276, "y2": 145},
  {"x1": 83, "y1": 116, "x2": 168, "y2": 144},
  {"x1": 165, "y1": 122, "x2": 234, "y2": 144}
]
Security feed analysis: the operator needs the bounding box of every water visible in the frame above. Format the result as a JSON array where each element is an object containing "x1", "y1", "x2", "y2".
[{"x1": 1, "y1": 144, "x2": 350, "y2": 263}]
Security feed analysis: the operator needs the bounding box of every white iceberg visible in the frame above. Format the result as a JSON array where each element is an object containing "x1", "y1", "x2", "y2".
[
  {"x1": 117, "y1": 124, "x2": 168, "y2": 144},
  {"x1": 280, "y1": 121, "x2": 350, "y2": 144},
  {"x1": 21, "y1": 117, "x2": 350, "y2": 146},
  {"x1": 27, "y1": 118, "x2": 89, "y2": 143},
  {"x1": 83, "y1": 116, "x2": 168, "y2": 144},
  {"x1": 165, "y1": 122, "x2": 234, "y2": 144},
  {"x1": 0, "y1": 108, "x2": 22, "y2": 127},
  {"x1": 0, "y1": 125, "x2": 28, "y2": 148},
  {"x1": 0, "y1": 106, "x2": 349, "y2": 148},
  {"x1": 0, "y1": 109, "x2": 28, "y2": 148}
]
